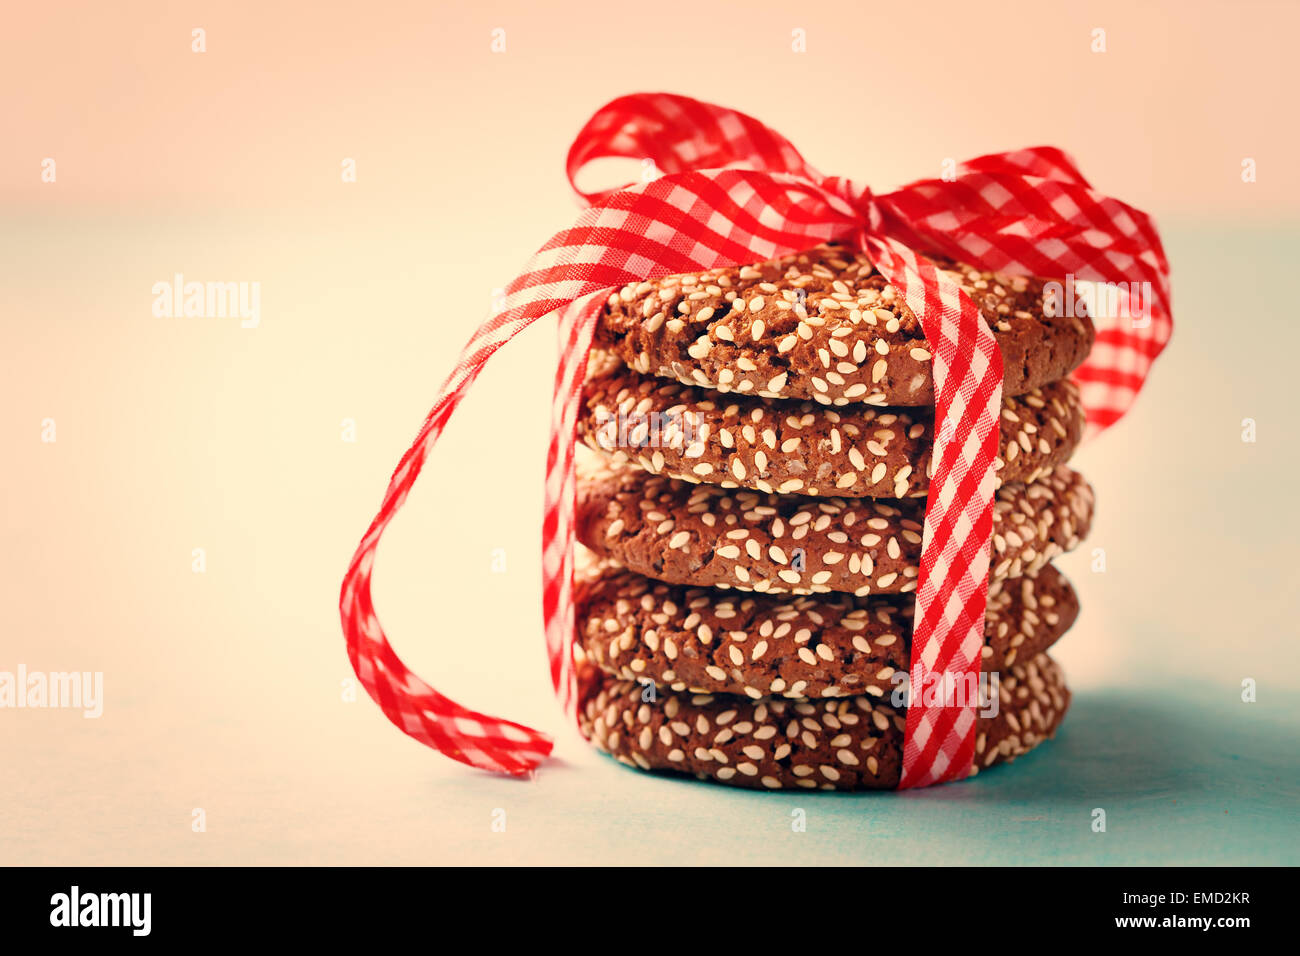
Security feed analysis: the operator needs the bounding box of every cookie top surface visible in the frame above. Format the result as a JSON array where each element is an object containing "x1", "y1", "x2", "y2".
[
  {"x1": 578, "y1": 359, "x2": 1085, "y2": 498},
  {"x1": 575, "y1": 561, "x2": 1077, "y2": 700},
  {"x1": 577, "y1": 461, "x2": 1092, "y2": 597},
  {"x1": 579, "y1": 652, "x2": 1070, "y2": 790},
  {"x1": 597, "y1": 242, "x2": 1094, "y2": 407}
]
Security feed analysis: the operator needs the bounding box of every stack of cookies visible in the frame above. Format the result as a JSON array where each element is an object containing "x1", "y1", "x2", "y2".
[{"x1": 573, "y1": 243, "x2": 1095, "y2": 790}]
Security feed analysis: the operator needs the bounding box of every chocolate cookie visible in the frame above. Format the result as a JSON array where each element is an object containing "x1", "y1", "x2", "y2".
[
  {"x1": 597, "y1": 242, "x2": 1094, "y2": 407},
  {"x1": 577, "y1": 461, "x2": 1093, "y2": 596},
  {"x1": 575, "y1": 562, "x2": 1077, "y2": 699},
  {"x1": 579, "y1": 652, "x2": 1070, "y2": 790},
  {"x1": 578, "y1": 359, "x2": 1085, "y2": 498}
]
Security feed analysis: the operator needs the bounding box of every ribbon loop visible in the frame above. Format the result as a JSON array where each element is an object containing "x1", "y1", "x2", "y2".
[{"x1": 566, "y1": 93, "x2": 824, "y2": 206}]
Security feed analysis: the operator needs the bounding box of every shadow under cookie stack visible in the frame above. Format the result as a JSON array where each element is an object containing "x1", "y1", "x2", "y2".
[{"x1": 573, "y1": 244, "x2": 1095, "y2": 791}]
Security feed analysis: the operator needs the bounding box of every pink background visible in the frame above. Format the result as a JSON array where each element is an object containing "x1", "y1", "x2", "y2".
[{"x1": 4, "y1": 1, "x2": 1297, "y2": 220}]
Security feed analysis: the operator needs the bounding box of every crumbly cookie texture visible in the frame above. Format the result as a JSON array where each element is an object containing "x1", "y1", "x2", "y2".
[
  {"x1": 575, "y1": 562, "x2": 1077, "y2": 700},
  {"x1": 577, "y1": 359, "x2": 1085, "y2": 498},
  {"x1": 578, "y1": 652, "x2": 1070, "y2": 790},
  {"x1": 596, "y1": 243, "x2": 1094, "y2": 407},
  {"x1": 577, "y1": 461, "x2": 1092, "y2": 597}
]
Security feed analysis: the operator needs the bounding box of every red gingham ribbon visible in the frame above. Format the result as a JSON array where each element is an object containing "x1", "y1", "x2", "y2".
[{"x1": 339, "y1": 93, "x2": 1172, "y2": 786}]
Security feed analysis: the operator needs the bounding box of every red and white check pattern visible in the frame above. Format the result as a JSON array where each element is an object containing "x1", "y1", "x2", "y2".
[{"x1": 339, "y1": 93, "x2": 1172, "y2": 784}]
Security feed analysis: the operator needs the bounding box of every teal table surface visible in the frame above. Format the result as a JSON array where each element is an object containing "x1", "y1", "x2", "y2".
[{"x1": 565, "y1": 686, "x2": 1300, "y2": 866}]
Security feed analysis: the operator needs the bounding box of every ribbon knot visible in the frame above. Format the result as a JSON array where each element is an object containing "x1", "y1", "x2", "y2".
[
  {"x1": 823, "y1": 176, "x2": 884, "y2": 236},
  {"x1": 340, "y1": 92, "x2": 1172, "y2": 788},
  {"x1": 822, "y1": 176, "x2": 887, "y2": 257}
]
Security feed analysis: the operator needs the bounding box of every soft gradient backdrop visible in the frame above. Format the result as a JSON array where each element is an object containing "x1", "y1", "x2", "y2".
[{"x1": 3, "y1": 0, "x2": 1298, "y2": 865}]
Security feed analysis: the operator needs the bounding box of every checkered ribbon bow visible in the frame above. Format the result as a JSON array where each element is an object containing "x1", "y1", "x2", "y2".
[{"x1": 339, "y1": 93, "x2": 1171, "y2": 786}]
